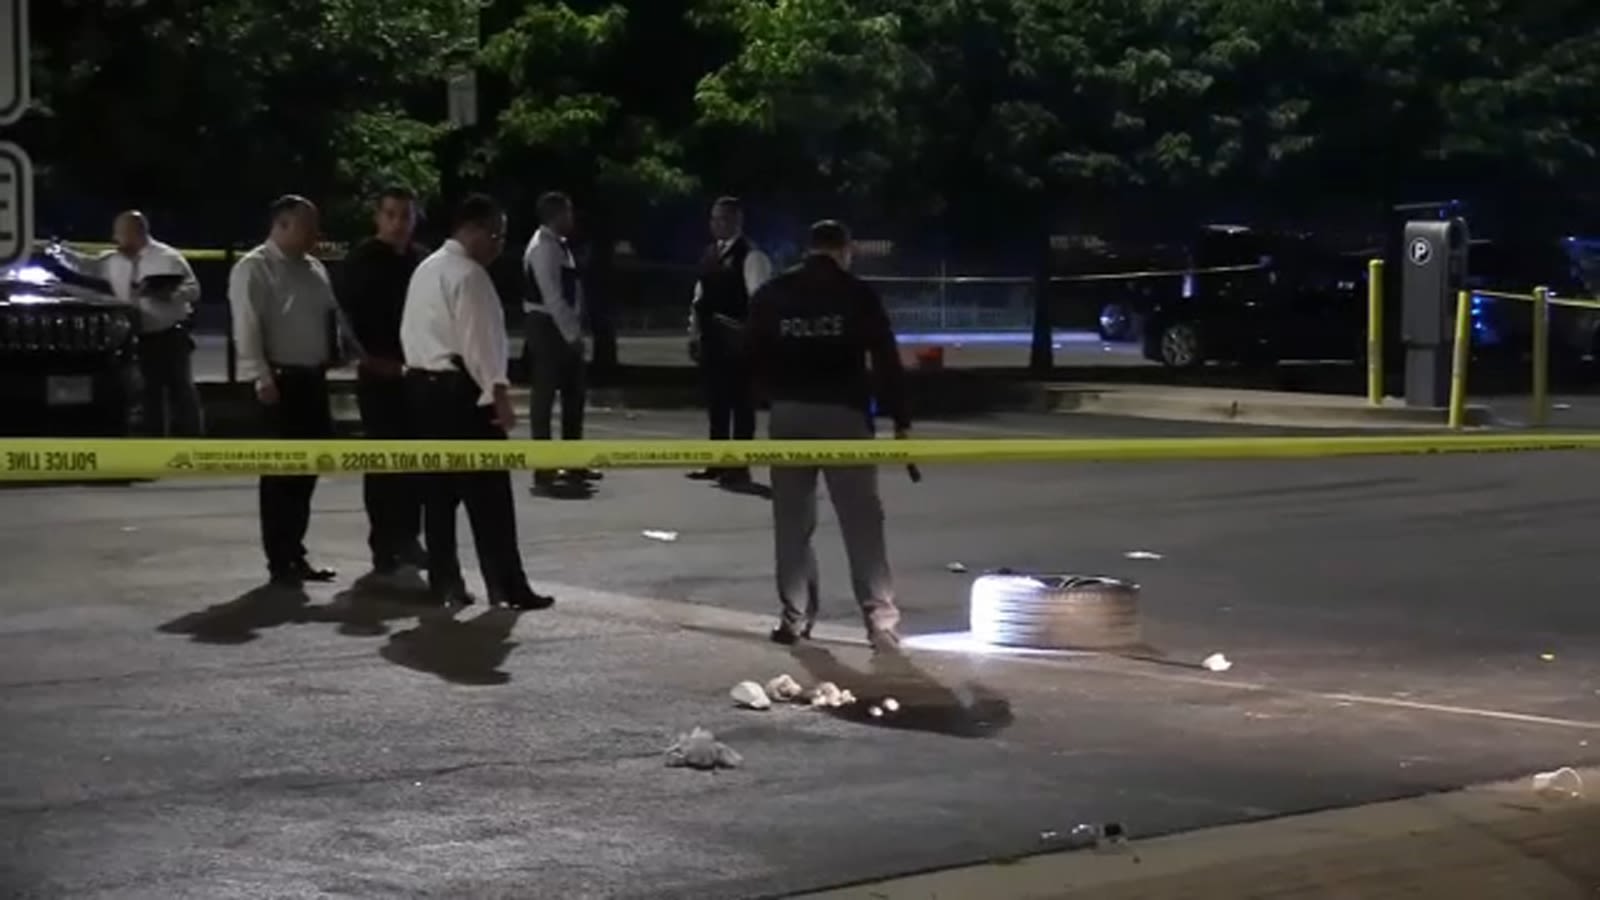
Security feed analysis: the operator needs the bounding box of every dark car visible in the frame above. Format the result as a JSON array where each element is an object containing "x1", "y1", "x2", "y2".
[
  {"x1": 0, "y1": 252, "x2": 139, "y2": 436},
  {"x1": 1141, "y1": 226, "x2": 1371, "y2": 368},
  {"x1": 1465, "y1": 237, "x2": 1600, "y2": 367}
]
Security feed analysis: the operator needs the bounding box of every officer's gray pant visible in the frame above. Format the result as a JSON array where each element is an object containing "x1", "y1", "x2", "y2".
[{"x1": 768, "y1": 401, "x2": 899, "y2": 635}]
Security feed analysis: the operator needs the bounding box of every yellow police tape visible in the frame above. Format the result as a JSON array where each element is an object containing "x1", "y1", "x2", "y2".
[{"x1": 4, "y1": 433, "x2": 1600, "y2": 482}]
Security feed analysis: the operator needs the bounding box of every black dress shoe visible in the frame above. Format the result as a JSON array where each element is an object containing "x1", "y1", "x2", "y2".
[
  {"x1": 769, "y1": 623, "x2": 811, "y2": 645},
  {"x1": 294, "y1": 562, "x2": 337, "y2": 583},
  {"x1": 564, "y1": 468, "x2": 603, "y2": 482},
  {"x1": 686, "y1": 468, "x2": 720, "y2": 481},
  {"x1": 430, "y1": 582, "x2": 476, "y2": 608},
  {"x1": 491, "y1": 585, "x2": 555, "y2": 611}
]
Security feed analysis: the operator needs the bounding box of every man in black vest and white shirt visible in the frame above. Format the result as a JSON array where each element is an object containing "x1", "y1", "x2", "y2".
[
  {"x1": 522, "y1": 191, "x2": 598, "y2": 493},
  {"x1": 686, "y1": 196, "x2": 772, "y2": 486}
]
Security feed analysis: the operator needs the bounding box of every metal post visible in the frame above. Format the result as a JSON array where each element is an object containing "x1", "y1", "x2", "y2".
[
  {"x1": 1367, "y1": 258, "x2": 1383, "y2": 405},
  {"x1": 1531, "y1": 285, "x2": 1549, "y2": 427},
  {"x1": 1447, "y1": 289, "x2": 1472, "y2": 430},
  {"x1": 223, "y1": 245, "x2": 237, "y2": 384}
]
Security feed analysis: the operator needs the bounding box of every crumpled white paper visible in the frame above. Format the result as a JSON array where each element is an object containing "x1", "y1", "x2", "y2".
[
  {"x1": 666, "y1": 727, "x2": 743, "y2": 770},
  {"x1": 730, "y1": 680, "x2": 772, "y2": 710},
  {"x1": 1532, "y1": 767, "x2": 1584, "y2": 799},
  {"x1": 765, "y1": 674, "x2": 804, "y2": 702},
  {"x1": 807, "y1": 682, "x2": 856, "y2": 708},
  {"x1": 1201, "y1": 652, "x2": 1233, "y2": 672}
]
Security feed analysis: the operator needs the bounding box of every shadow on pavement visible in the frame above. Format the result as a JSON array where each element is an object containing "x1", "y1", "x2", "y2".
[
  {"x1": 300, "y1": 575, "x2": 439, "y2": 638},
  {"x1": 790, "y1": 644, "x2": 1014, "y2": 739},
  {"x1": 379, "y1": 608, "x2": 524, "y2": 685},
  {"x1": 156, "y1": 584, "x2": 310, "y2": 645},
  {"x1": 717, "y1": 480, "x2": 774, "y2": 500}
]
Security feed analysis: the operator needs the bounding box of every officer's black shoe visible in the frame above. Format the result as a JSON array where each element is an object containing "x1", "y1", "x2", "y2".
[
  {"x1": 564, "y1": 468, "x2": 604, "y2": 482},
  {"x1": 430, "y1": 581, "x2": 476, "y2": 608},
  {"x1": 491, "y1": 585, "x2": 555, "y2": 611},
  {"x1": 686, "y1": 468, "x2": 720, "y2": 481},
  {"x1": 279, "y1": 560, "x2": 336, "y2": 585},
  {"x1": 769, "y1": 622, "x2": 812, "y2": 645}
]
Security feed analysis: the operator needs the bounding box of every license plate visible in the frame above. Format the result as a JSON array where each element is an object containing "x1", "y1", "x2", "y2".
[{"x1": 45, "y1": 375, "x2": 93, "y2": 406}]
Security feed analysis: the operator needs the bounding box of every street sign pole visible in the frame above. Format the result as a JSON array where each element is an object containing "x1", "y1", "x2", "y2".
[
  {"x1": 1, "y1": 0, "x2": 28, "y2": 125},
  {"x1": 0, "y1": 0, "x2": 30, "y2": 267}
]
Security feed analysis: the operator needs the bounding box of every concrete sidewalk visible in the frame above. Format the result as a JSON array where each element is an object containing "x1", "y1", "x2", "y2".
[
  {"x1": 1044, "y1": 383, "x2": 1496, "y2": 429},
  {"x1": 802, "y1": 770, "x2": 1600, "y2": 899}
]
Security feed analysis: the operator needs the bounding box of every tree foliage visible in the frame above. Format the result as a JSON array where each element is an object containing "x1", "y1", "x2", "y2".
[{"x1": 21, "y1": 0, "x2": 1600, "y2": 241}]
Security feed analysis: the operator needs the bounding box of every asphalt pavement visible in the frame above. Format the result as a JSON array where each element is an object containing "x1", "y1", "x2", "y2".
[{"x1": 3, "y1": 410, "x2": 1599, "y2": 898}]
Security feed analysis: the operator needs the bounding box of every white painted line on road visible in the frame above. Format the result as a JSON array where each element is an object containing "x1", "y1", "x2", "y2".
[{"x1": 550, "y1": 586, "x2": 1600, "y2": 732}]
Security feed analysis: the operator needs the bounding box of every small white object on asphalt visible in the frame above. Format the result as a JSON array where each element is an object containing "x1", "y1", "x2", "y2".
[
  {"x1": 1123, "y1": 550, "x2": 1163, "y2": 560},
  {"x1": 730, "y1": 681, "x2": 772, "y2": 710},
  {"x1": 1201, "y1": 653, "x2": 1233, "y2": 672},
  {"x1": 868, "y1": 705, "x2": 884, "y2": 718},
  {"x1": 1540, "y1": 652, "x2": 1556, "y2": 662},
  {"x1": 882, "y1": 697, "x2": 900, "y2": 713},
  {"x1": 666, "y1": 727, "x2": 743, "y2": 770},
  {"x1": 1554, "y1": 403, "x2": 1572, "y2": 411},
  {"x1": 1532, "y1": 767, "x2": 1584, "y2": 799},
  {"x1": 809, "y1": 682, "x2": 845, "y2": 708},
  {"x1": 946, "y1": 562, "x2": 968, "y2": 573},
  {"x1": 765, "y1": 674, "x2": 804, "y2": 702},
  {"x1": 121, "y1": 526, "x2": 139, "y2": 533},
  {"x1": 642, "y1": 530, "x2": 679, "y2": 542},
  {"x1": 838, "y1": 689, "x2": 857, "y2": 705}
]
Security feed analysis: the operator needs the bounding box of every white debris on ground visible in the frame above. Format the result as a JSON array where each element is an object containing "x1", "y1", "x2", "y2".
[
  {"x1": 1532, "y1": 767, "x2": 1584, "y2": 799},
  {"x1": 946, "y1": 562, "x2": 968, "y2": 573},
  {"x1": 882, "y1": 697, "x2": 900, "y2": 712},
  {"x1": 1201, "y1": 652, "x2": 1233, "y2": 672},
  {"x1": 1123, "y1": 550, "x2": 1163, "y2": 560},
  {"x1": 641, "y1": 530, "x2": 679, "y2": 542},
  {"x1": 1540, "y1": 652, "x2": 1556, "y2": 662},
  {"x1": 730, "y1": 681, "x2": 772, "y2": 710},
  {"x1": 665, "y1": 727, "x2": 743, "y2": 770},
  {"x1": 765, "y1": 674, "x2": 804, "y2": 702},
  {"x1": 808, "y1": 682, "x2": 859, "y2": 708}
]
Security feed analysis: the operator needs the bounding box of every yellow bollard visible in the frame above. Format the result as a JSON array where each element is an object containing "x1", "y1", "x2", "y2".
[
  {"x1": 1531, "y1": 285, "x2": 1549, "y2": 427},
  {"x1": 1367, "y1": 259, "x2": 1384, "y2": 405},
  {"x1": 1447, "y1": 289, "x2": 1472, "y2": 430}
]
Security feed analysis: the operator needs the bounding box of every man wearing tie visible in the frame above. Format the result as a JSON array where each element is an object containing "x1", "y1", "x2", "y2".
[
  {"x1": 522, "y1": 191, "x2": 598, "y2": 493},
  {"x1": 685, "y1": 196, "x2": 772, "y2": 487},
  {"x1": 401, "y1": 194, "x2": 553, "y2": 611},
  {"x1": 56, "y1": 211, "x2": 204, "y2": 436},
  {"x1": 228, "y1": 195, "x2": 347, "y2": 587}
]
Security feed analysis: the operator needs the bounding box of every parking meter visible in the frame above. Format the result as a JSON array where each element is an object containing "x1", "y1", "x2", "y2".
[{"x1": 1401, "y1": 218, "x2": 1469, "y2": 407}]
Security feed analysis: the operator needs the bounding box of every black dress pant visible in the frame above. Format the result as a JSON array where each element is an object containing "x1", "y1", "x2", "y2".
[
  {"x1": 407, "y1": 371, "x2": 528, "y2": 596},
  {"x1": 259, "y1": 367, "x2": 333, "y2": 576},
  {"x1": 356, "y1": 371, "x2": 422, "y2": 569},
  {"x1": 137, "y1": 327, "x2": 203, "y2": 437},
  {"x1": 526, "y1": 313, "x2": 587, "y2": 478},
  {"x1": 701, "y1": 342, "x2": 755, "y2": 474}
]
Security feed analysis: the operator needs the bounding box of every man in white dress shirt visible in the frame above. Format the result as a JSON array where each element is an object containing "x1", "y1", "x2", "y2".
[
  {"x1": 56, "y1": 211, "x2": 203, "y2": 436},
  {"x1": 401, "y1": 194, "x2": 553, "y2": 611},
  {"x1": 685, "y1": 196, "x2": 772, "y2": 486},
  {"x1": 228, "y1": 195, "x2": 345, "y2": 588},
  {"x1": 521, "y1": 190, "x2": 598, "y2": 493}
]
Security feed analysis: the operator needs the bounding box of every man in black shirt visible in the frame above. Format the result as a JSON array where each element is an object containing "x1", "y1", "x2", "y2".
[
  {"x1": 336, "y1": 186, "x2": 427, "y2": 577},
  {"x1": 745, "y1": 220, "x2": 909, "y2": 652}
]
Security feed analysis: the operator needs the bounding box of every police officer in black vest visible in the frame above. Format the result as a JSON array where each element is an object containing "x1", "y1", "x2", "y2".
[
  {"x1": 745, "y1": 220, "x2": 909, "y2": 652},
  {"x1": 686, "y1": 197, "x2": 772, "y2": 486},
  {"x1": 522, "y1": 191, "x2": 600, "y2": 493}
]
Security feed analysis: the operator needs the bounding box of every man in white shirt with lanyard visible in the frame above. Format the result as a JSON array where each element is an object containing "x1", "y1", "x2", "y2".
[
  {"x1": 401, "y1": 193, "x2": 554, "y2": 611},
  {"x1": 57, "y1": 210, "x2": 203, "y2": 436},
  {"x1": 522, "y1": 190, "x2": 599, "y2": 493}
]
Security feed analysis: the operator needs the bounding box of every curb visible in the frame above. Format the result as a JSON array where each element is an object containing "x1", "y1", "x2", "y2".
[
  {"x1": 1044, "y1": 383, "x2": 1495, "y2": 430},
  {"x1": 792, "y1": 768, "x2": 1599, "y2": 899}
]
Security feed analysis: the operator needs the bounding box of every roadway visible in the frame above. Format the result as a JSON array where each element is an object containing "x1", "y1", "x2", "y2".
[{"x1": 2, "y1": 410, "x2": 1599, "y2": 898}]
